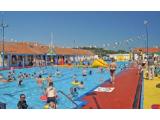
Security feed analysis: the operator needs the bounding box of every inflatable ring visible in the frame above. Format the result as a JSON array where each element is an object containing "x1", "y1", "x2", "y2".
[
  {"x1": 40, "y1": 95, "x2": 47, "y2": 101},
  {"x1": 71, "y1": 81, "x2": 80, "y2": 86}
]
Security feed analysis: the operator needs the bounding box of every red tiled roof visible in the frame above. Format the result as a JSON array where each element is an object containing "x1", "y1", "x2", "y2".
[
  {"x1": 0, "y1": 42, "x2": 94, "y2": 56},
  {"x1": 0, "y1": 42, "x2": 43, "y2": 54},
  {"x1": 133, "y1": 48, "x2": 160, "y2": 53},
  {"x1": 54, "y1": 47, "x2": 94, "y2": 56}
]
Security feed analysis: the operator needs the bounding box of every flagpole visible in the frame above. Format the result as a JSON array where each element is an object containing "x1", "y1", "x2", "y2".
[{"x1": 0, "y1": 13, "x2": 8, "y2": 68}]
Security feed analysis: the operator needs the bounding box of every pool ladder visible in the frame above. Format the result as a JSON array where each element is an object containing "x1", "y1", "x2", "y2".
[{"x1": 57, "y1": 90, "x2": 79, "y2": 109}]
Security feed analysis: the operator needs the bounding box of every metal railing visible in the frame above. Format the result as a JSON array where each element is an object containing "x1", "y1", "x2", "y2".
[
  {"x1": 57, "y1": 90, "x2": 79, "y2": 108},
  {"x1": 133, "y1": 71, "x2": 143, "y2": 109}
]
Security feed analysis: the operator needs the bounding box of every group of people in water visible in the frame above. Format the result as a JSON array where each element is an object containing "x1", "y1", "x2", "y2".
[
  {"x1": 15, "y1": 67, "x2": 95, "y2": 109},
  {"x1": 0, "y1": 58, "x2": 119, "y2": 109}
]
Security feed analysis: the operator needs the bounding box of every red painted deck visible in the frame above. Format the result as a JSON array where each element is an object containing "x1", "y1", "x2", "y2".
[{"x1": 82, "y1": 67, "x2": 140, "y2": 109}]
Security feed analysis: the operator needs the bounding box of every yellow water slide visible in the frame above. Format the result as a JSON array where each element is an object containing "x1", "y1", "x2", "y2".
[{"x1": 91, "y1": 59, "x2": 108, "y2": 68}]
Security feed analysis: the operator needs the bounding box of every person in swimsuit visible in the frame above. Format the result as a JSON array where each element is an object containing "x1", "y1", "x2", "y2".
[
  {"x1": 55, "y1": 69, "x2": 61, "y2": 76},
  {"x1": 69, "y1": 87, "x2": 79, "y2": 99},
  {"x1": 78, "y1": 81, "x2": 84, "y2": 89},
  {"x1": 7, "y1": 75, "x2": 14, "y2": 82},
  {"x1": 82, "y1": 68, "x2": 87, "y2": 76},
  {"x1": 47, "y1": 75, "x2": 53, "y2": 85},
  {"x1": 72, "y1": 74, "x2": 79, "y2": 83},
  {"x1": 109, "y1": 58, "x2": 117, "y2": 85},
  {"x1": 17, "y1": 94, "x2": 28, "y2": 109},
  {"x1": 89, "y1": 69, "x2": 92, "y2": 75},
  {"x1": 18, "y1": 75, "x2": 23, "y2": 86},
  {"x1": 45, "y1": 82, "x2": 57, "y2": 108},
  {"x1": 37, "y1": 74, "x2": 43, "y2": 87}
]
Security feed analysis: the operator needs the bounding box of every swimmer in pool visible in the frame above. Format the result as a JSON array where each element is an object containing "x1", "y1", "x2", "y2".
[
  {"x1": 17, "y1": 94, "x2": 28, "y2": 109},
  {"x1": 11, "y1": 70, "x2": 15, "y2": 76},
  {"x1": 72, "y1": 74, "x2": 79, "y2": 83},
  {"x1": 7, "y1": 75, "x2": 14, "y2": 82},
  {"x1": 109, "y1": 58, "x2": 117, "y2": 85},
  {"x1": 32, "y1": 72, "x2": 37, "y2": 78},
  {"x1": 69, "y1": 87, "x2": 79, "y2": 99},
  {"x1": 18, "y1": 79, "x2": 23, "y2": 86},
  {"x1": 55, "y1": 69, "x2": 61, "y2": 76},
  {"x1": 47, "y1": 75, "x2": 53, "y2": 85},
  {"x1": 37, "y1": 74, "x2": 43, "y2": 87},
  {"x1": 78, "y1": 81, "x2": 84, "y2": 89},
  {"x1": 89, "y1": 70, "x2": 92, "y2": 75},
  {"x1": 8, "y1": 72, "x2": 12, "y2": 76},
  {"x1": 82, "y1": 68, "x2": 87, "y2": 76},
  {"x1": 18, "y1": 75, "x2": 23, "y2": 86},
  {"x1": 99, "y1": 67, "x2": 103, "y2": 72}
]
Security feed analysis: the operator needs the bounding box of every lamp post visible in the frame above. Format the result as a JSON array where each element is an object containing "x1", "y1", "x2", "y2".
[
  {"x1": 0, "y1": 19, "x2": 8, "y2": 68},
  {"x1": 144, "y1": 20, "x2": 149, "y2": 61},
  {"x1": 144, "y1": 20, "x2": 149, "y2": 80}
]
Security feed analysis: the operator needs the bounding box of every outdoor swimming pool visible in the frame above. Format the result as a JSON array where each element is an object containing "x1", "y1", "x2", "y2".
[{"x1": 0, "y1": 62, "x2": 129, "y2": 109}]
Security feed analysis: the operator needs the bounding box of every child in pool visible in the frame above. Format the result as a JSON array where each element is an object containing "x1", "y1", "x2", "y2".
[
  {"x1": 37, "y1": 75, "x2": 43, "y2": 87},
  {"x1": 99, "y1": 67, "x2": 104, "y2": 73},
  {"x1": 18, "y1": 74, "x2": 24, "y2": 86},
  {"x1": 33, "y1": 72, "x2": 37, "y2": 78},
  {"x1": 72, "y1": 74, "x2": 79, "y2": 84},
  {"x1": 8, "y1": 71, "x2": 16, "y2": 81},
  {"x1": 89, "y1": 70, "x2": 92, "y2": 75},
  {"x1": 7, "y1": 75, "x2": 14, "y2": 82},
  {"x1": 78, "y1": 81, "x2": 84, "y2": 89},
  {"x1": 55, "y1": 69, "x2": 61, "y2": 76},
  {"x1": 82, "y1": 68, "x2": 87, "y2": 76},
  {"x1": 47, "y1": 75, "x2": 53, "y2": 85},
  {"x1": 11, "y1": 70, "x2": 15, "y2": 76},
  {"x1": 72, "y1": 74, "x2": 79, "y2": 83},
  {"x1": 69, "y1": 87, "x2": 79, "y2": 98}
]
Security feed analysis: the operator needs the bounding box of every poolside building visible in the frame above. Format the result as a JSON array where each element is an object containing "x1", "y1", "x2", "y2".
[{"x1": 0, "y1": 41, "x2": 94, "y2": 69}]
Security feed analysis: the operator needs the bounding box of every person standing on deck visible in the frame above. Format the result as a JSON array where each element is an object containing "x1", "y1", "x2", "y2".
[
  {"x1": 109, "y1": 58, "x2": 117, "y2": 85},
  {"x1": 148, "y1": 56, "x2": 155, "y2": 80}
]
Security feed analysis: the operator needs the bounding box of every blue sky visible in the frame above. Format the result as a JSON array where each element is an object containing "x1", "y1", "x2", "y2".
[{"x1": 0, "y1": 11, "x2": 160, "y2": 50}]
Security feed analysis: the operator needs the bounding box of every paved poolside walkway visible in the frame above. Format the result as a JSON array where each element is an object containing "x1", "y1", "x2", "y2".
[{"x1": 82, "y1": 67, "x2": 140, "y2": 109}]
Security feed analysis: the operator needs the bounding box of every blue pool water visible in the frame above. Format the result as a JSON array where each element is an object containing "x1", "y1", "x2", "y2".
[{"x1": 0, "y1": 62, "x2": 129, "y2": 109}]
